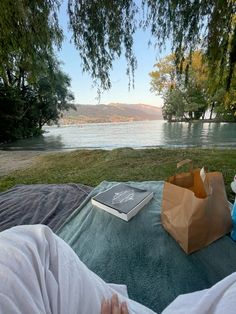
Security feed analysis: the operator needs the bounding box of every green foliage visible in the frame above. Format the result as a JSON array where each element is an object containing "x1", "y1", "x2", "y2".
[
  {"x1": 162, "y1": 89, "x2": 185, "y2": 121},
  {"x1": 0, "y1": 0, "x2": 63, "y2": 91},
  {"x1": 65, "y1": 0, "x2": 236, "y2": 90},
  {"x1": 150, "y1": 54, "x2": 176, "y2": 95},
  {"x1": 1, "y1": 1, "x2": 235, "y2": 91},
  {"x1": 68, "y1": 0, "x2": 138, "y2": 90},
  {"x1": 35, "y1": 64, "x2": 75, "y2": 128},
  {"x1": 162, "y1": 87, "x2": 208, "y2": 121},
  {"x1": 0, "y1": 0, "x2": 62, "y2": 63},
  {"x1": 0, "y1": 55, "x2": 74, "y2": 143},
  {"x1": 150, "y1": 50, "x2": 236, "y2": 121},
  {"x1": 151, "y1": 52, "x2": 208, "y2": 121},
  {"x1": 0, "y1": 85, "x2": 26, "y2": 142},
  {"x1": 0, "y1": 0, "x2": 75, "y2": 143},
  {"x1": 1, "y1": 1, "x2": 235, "y2": 92},
  {"x1": 143, "y1": 0, "x2": 236, "y2": 89}
]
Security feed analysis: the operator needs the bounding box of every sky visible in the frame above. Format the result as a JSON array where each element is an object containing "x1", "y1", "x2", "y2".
[{"x1": 56, "y1": 2, "x2": 171, "y2": 107}]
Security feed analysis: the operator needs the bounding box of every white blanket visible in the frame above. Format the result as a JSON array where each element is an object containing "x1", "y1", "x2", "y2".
[
  {"x1": 162, "y1": 272, "x2": 236, "y2": 314},
  {"x1": 0, "y1": 225, "x2": 155, "y2": 314},
  {"x1": 0, "y1": 224, "x2": 236, "y2": 314}
]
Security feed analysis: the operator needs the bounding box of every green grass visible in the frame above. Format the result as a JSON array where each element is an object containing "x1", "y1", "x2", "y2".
[{"x1": 0, "y1": 148, "x2": 235, "y2": 202}]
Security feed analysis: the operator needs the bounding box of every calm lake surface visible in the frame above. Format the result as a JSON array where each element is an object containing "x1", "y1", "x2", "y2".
[{"x1": 1, "y1": 120, "x2": 236, "y2": 151}]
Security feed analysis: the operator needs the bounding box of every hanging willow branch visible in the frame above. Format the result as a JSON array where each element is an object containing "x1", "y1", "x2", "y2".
[
  {"x1": 143, "y1": 0, "x2": 236, "y2": 89},
  {"x1": 2, "y1": 0, "x2": 234, "y2": 91},
  {"x1": 67, "y1": 0, "x2": 235, "y2": 91},
  {"x1": 68, "y1": 0, "x2": 138, "y2": 90}
]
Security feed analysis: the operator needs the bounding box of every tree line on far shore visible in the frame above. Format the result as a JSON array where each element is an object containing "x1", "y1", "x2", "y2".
[{"x1": 0, "y1": 1, "x2": 235, "y2": 143}]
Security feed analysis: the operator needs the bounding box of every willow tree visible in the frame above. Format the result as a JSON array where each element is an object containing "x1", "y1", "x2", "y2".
[
  {"x1": 67, "y1": 0, "x2": 236, "y2": 91},
  {"x1": 1, "y1": 0, "x2": 235, "y2": 90},
  {"x1": 68, "y1": 0, "x2": 138, "y2": 91},
  {"x1": 0, "y1": 0, "x2": 63, "y2": 87}
]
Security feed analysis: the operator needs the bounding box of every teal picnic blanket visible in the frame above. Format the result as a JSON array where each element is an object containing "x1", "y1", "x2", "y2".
[{"x1": 57, "y1": 181, "x2": 236, "y2": 313}]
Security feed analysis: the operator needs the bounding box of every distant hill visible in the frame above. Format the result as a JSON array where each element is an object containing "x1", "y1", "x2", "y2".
[{"x1": 60, "y1": 103, "x2": 163, "y2": 124}]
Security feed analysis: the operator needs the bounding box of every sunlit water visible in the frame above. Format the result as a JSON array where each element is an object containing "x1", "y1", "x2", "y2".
[{"x1": 1, "y1": 120, "x2": 236, "y2": 151}]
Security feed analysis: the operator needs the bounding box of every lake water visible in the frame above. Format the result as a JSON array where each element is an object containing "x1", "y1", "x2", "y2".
[{"x1": 1, "y1": 120, "x2": 236, "y2": 151}]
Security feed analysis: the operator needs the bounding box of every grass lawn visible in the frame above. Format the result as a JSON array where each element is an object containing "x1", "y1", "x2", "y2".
[{"x1": 0, "y1": 148, "x2": 235, "y2": 202}]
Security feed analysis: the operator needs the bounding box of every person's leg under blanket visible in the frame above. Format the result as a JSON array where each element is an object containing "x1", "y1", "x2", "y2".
[{"x1": 0, "y1": 224, "x2": 155, "y2": 314}]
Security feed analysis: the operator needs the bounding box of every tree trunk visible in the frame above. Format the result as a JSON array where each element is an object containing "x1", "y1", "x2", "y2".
[
  {"x1": 6, "y1": 68, "x2": 13, "y2": 85},
  {"x1": 209, "y1": 102, "x2": 215, "y2": 120}
]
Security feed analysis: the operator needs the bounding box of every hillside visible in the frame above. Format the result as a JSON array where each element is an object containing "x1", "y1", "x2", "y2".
[{"x1": 60, "y1": 103, "x2": 163, "y2": 124}]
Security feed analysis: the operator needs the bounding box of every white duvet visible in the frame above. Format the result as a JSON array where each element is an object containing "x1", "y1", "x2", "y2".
[
  {"x1": 0, "y1": 225, "x2": 155, "y2": 314},
  {"x1": 0, "y1": 225, "x2": 236, "y2": 314}
]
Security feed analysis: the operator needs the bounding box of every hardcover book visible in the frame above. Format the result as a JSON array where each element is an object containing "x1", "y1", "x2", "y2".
[{"x1": 91, "y1": 183, "x2": 153, "y2": 221}]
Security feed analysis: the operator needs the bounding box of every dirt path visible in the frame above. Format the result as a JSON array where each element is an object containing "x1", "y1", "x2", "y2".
[{"x1": 0, "y1": 151, "x2": 50, "y2": 177}]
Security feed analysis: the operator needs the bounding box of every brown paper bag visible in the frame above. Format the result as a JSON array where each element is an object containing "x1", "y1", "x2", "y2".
[{"x1": 161, "y1": 160, "x2": 232, "y2": 254}]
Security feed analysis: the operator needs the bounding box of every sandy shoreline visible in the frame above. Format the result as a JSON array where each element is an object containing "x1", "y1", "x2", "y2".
[{"x1": 0, "y1": 151, "x2": 51, "y2": 177}]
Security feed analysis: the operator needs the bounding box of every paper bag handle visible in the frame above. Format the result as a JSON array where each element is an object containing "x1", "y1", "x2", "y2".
[
  {"x1": 170, "y1": 159, "x2": 194, "y2": 188},
  {"x1": 177, "y1": 159, "x2": 193, "y2": 171}
]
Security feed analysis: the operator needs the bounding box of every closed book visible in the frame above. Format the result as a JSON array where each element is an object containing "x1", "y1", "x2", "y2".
[{"x1": 91, "y1": 183, "x2": 153, "y2": 221}]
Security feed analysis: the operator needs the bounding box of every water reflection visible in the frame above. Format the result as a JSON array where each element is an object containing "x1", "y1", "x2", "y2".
[
  {"x1": 162, "y1": 122, "x2": 236, "y2": 148},
  {"x1": 1, "y1": 134, "x2": 64, "y2": 151}
]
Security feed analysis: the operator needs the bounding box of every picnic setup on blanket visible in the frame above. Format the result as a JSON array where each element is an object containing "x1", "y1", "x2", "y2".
[{"x1": 0, "y1": 160, "x2": 236, "y2": 313}]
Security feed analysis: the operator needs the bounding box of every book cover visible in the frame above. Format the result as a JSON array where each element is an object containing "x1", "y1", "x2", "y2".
[{"x1": 91, "y1": 183, "x2": 153, "y2": 221}]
